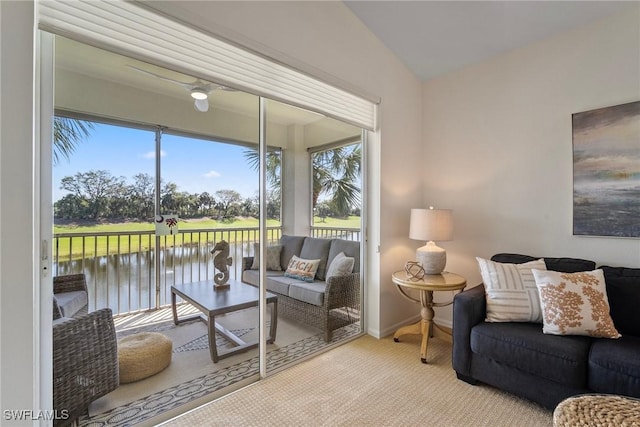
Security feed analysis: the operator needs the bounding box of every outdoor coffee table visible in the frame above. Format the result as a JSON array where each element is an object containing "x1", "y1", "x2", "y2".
[{"x1": 171, "y1": 279, "x2": 277, "y2": 363}]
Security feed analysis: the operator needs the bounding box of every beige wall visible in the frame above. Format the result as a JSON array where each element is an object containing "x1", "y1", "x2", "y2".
[{"x1": 423, "y1": 5, "x2": 640, "y2": 325}]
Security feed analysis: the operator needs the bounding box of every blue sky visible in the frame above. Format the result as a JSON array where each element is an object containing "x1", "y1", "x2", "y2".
[{"x1": 53, "y1": 123, "x2": 260, "y2": 201}]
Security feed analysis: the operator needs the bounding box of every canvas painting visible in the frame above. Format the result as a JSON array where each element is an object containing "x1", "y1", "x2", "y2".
[{"x1": 573, "y1": 101, "x2": 640, "y2": 237}]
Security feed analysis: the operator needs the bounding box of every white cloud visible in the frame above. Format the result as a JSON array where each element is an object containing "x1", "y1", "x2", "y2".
[
  {"x1": 142, "y1": 150, "x2": 167, "y2": 159},
  {"x1": 204, "y1": 170, "x2": 221, "y2": 178}
]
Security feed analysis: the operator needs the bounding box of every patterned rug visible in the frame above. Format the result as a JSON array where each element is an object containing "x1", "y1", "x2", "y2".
[{"x1": 79, "y1": 309, "x2": 360, "y2": 426}]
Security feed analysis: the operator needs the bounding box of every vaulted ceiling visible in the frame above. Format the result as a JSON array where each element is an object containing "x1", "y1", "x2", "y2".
[{"x1": 344, "y1": 1, "x2": 634, "y2": 81}]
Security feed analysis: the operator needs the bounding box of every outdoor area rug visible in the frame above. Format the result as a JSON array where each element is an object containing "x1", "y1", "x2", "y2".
[{"x1": 78, "y1": 308, "x2": 360, "y2": 426}]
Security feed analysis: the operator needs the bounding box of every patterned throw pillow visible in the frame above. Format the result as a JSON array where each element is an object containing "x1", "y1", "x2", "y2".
[
  {"x1": 250, "y1": 244, "x2": 282, "y2": 271},
  {"x1": 477, "y1": 257, "x2": 547, "y2": 322},
  {"x1": 284, "y1": 255, "x2": 321, "y2": 283},
  {"x1": 532, "y1": 268, "x2": 620, "y2": 338},
  {"x1": 326, "y1": 252, "x2": 355, "y2": 278}
]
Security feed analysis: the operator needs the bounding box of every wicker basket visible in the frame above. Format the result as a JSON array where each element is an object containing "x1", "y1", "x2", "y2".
[{"x1": 554, "y1": 394, "x2": 640, "y2": 427}]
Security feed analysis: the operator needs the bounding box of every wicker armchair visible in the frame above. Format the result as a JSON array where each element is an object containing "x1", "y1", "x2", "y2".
[
  {"x1": 53, "y1": 308, "x2": 119, "y2": 426},
  {"x1": 53, "y1": 274, "x2": 89, "y2": 318}
]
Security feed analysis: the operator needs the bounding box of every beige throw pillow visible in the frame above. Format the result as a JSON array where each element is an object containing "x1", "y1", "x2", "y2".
[
  {"x1": 250, "y1": 244, "x2": 282, "y2": 271},
  {"x1": 532, "y1": 268, "x2": 620, "y2": 338},
  {"x1": 477, "y1": 257, "x2": 547, "y2": 323},
  {"x1": 284, "y1": 255, "x2": 321, "y2": 283},
  {"x1": 326, "y1": 252, "x2": 355, "y2": 278}
]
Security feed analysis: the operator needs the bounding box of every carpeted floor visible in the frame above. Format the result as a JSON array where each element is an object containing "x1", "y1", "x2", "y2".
[
  {"x1": 79, "y1": 307, "x2": 361, "y2": 426},
  {"x1": 162, "y1": 334, "x2": 554, "y2": 427}
]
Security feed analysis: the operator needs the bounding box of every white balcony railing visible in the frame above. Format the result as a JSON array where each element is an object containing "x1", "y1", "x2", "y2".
[{"x1": 54, "y1": 226, "x2": 359, "y2": 316}]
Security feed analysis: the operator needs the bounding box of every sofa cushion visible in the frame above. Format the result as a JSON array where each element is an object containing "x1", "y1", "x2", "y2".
[
  {"x1": 601, "y1": 266, "x2": 640, "y2": 337},
  {"x1": 54, "y1": 290, "x2": 88, "y2": 318},
  {"x1": 250, "y1": 244, "x2": 283, "y2": 271},
  {"x1": 533, "y1": 269, "x2": 620, "y2": 339},
  {"x1": 477, "y1": 257, "x2": 546, "y2": 323},
  {"x1": 279, "y1": 235, "x2": 306, "y2": 270},
  {"x1": 241, "y1": 270, "x2": 291, "y2": 294},
  {"x1": 327, "y1": 239, "x2": 360, "y2": 274},
  {"x1": 242, "y1": 269, "x2": 317, "y2": 295},
  {"x1": 288, "y1": 281, "x2": 326, "y2": 306},
  {"x1": 470, "y1": 322, "x2": 591, "y2": 387},
  {"x1": 300, "y1": 237, "x2": 331, "y2": 280},
  {"x1": 589, "y1": 335, "x2": 640, "y2": 397},
  {"x1": 491, "y1": 253, "x2": 596, "y2": 273}
]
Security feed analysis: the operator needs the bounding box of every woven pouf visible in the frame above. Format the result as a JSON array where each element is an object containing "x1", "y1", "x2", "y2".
[
  {"x1": 553, "y1": 394, "x2": 640, "y2": 427},
  {"x1": 118, "y1": 332, "x2": 172, "y2": 384}
]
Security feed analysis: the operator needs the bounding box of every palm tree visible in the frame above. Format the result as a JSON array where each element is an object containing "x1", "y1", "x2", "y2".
[
  {"x1": 243, "y1": 143, "x2": 361, "y2": 217},
  {"x1": 243, "y1": 148, "x2": 282, "y2": 198},
  {"x1": 53, "y1": 116, "x2": 95, "y2": 166},
  {"x1": 312, "y1": 144, "x2": 361, "y2": 217}
]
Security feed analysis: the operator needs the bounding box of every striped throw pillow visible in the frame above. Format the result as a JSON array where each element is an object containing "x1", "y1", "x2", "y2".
[{"x1": 477, "y1": 257, "x2": 547, "y2": 323}]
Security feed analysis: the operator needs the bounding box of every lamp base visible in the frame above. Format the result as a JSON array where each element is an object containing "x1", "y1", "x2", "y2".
[{"x1": 416, "y1": 241, "x2": 446, "y2": 274}]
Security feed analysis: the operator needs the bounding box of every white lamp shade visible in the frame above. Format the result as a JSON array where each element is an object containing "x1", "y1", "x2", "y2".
[
  {"x1": 410, "y1": 207, "x2": 453, "y2": 274},
  {"x1": 409, "y1": 208, "x2": 453, "y2": 242}
]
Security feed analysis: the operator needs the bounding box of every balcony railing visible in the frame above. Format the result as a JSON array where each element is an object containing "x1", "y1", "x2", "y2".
[{"x1": 54, "y1": 226, "x2": 359, "y2": 316}]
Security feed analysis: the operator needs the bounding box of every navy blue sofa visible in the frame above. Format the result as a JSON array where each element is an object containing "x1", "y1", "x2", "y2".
[{"x1": 452, "y1": 253, "x2": 640, "y2": 409}]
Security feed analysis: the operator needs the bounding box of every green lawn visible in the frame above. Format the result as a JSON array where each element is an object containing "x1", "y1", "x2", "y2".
[{"x1": 54, "y1": 216, "x2": 360, "y2": 261}]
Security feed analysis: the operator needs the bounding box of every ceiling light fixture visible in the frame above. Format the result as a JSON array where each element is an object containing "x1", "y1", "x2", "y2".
[{"x1": 190, "y1": 88, "x2": 208, "y2": 100}]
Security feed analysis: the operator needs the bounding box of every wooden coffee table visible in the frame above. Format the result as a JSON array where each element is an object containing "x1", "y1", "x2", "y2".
[{"x1": 171, "y1": 279, "x2": 278, "y2": 363}]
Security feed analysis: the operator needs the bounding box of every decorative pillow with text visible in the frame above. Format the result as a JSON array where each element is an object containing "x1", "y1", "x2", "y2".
[
  {"x1": 477, "y1": 257, "x2": 547, "y2": 323},
  {"x1": 284, "y1": 255, "x2": 321, "y2": 283},
  {"x1": 532, "y1": 268, "x2": 620, "y2": 338}
]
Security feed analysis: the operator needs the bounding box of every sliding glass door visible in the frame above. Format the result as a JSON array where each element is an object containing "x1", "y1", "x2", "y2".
[{"x1": 48, "y1": 31, "x2": 365, "y2": 425}]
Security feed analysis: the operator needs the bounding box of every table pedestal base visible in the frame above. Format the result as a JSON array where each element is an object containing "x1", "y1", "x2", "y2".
[{"x1": 393, "y1": 318, "x2": 433, "y2": 363}]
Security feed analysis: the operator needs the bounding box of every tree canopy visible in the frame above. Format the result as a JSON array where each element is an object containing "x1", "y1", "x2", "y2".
[{"x1": 54, "y1": 170, "x2": 280, "y2": 222}]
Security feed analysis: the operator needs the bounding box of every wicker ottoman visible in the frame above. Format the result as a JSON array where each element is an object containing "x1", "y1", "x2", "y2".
[
  {"x1": 554, "y1": 394, "x2": 640, "y2": 427},
  {"x1": 118, "y1": 332, "x2": 172, "y2": 384}
]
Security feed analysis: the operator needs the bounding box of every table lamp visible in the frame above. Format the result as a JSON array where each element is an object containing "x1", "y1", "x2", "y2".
[{"x1": 409, "y1": 207, "x2": 453, "y2": 274}]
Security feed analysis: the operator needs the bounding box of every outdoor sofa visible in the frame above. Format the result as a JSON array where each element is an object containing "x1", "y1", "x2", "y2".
[
  {"x1": 452, "y1": 253, "x2": 640, "y2": 409},
  {"x1": 242, "y1": 234, "x2": 360, "y2": 342}
]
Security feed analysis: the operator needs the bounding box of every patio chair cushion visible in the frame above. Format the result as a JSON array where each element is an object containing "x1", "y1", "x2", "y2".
[{"x1": 54, "y1": 290, "x2": 88, "y2": 318}]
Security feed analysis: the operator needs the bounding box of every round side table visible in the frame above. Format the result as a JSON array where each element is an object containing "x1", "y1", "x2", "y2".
[{"x1": 392, "y1": 270, "x2": 466, "y2": 363}]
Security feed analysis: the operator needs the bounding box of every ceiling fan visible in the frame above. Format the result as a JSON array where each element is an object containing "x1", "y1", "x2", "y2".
[{"x1": 127, "y1": 65, "x2": 235, "y2": 112}]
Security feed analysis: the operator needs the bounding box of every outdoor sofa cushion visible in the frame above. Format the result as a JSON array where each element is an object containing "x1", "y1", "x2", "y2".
[
  {"x1": 242, "y1": 270, "x2": 326, "y2": 306},
  {"x1": 54, "y1": 290, "x2": 88, "y2": 318},
  {"x1": 327, "y1": 239, "x2": 360, "y2": 273},
  {"x1": 280, "y1": 235, "x2": 306, "y2": 270},
  {"x1": 288, "y1": 281, "x2": 326, "y2": 306},
  {"x1": 299, "y1": 237, "x2": 331, "y2": 280}
]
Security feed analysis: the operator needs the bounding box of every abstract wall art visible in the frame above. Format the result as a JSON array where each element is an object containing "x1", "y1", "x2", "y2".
[{"x1": 573, "y1": 101, "x2": 640, "y2": 237}]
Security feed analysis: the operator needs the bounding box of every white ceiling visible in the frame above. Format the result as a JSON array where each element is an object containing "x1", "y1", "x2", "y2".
[{"x1": 344, "y1": 1, "x2": 634, "y2": 81}]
